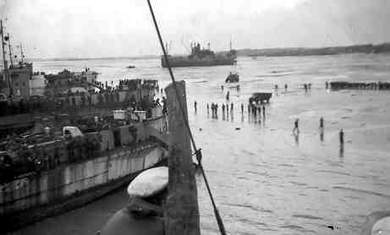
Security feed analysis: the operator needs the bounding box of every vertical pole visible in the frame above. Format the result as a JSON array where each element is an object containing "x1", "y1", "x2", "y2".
[
  {"x1": 7, "y1": 33, "x2": 13, "y2": 67},
  {"x1": 1, "y1": 21, "x2": 11, "y2": 97},
  {"x1": 164, "y1": 80, "x2": 200, "y2": 235},
  {"x1": 20, "y1": 43, "x2": 24, "y2": 63},
  {"x1": 0, "y1": 20, "x2": 7, "y2": 82}
]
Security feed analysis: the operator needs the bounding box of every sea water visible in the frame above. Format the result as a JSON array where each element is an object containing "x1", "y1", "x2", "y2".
[{"x1": 18, "y1": 53, "x2": 390, "y2": 235}]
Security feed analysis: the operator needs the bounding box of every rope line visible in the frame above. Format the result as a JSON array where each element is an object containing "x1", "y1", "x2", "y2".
[{"x1": 146, "y1": 1, "x2": 226, "y2": 234}]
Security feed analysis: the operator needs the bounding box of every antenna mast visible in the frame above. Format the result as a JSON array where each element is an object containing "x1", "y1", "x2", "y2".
[
  {"x1": 1, "y1": 20, "x2": 12, "y2": 97},
  {"x1": 0, "y1": 20, "x2": 7, "y2": 82},
  {"x1": 20, "y1": 43, "x2": 24, "y2": 63},
  {"x1": 7, "y1": 33, "x2": 13, "y2": 67}
]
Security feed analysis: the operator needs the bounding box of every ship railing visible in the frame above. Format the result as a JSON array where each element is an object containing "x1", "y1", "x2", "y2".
[{"x1": 0, "y1": 136, "x2": 161, "y2": 184}]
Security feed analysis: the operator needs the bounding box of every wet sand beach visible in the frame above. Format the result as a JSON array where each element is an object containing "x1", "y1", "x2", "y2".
[{"x1": 15, "y1": 54, "x2": 390, "y2": 234}]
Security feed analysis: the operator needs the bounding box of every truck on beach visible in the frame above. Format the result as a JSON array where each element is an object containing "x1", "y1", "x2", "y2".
[{"x1": 249, "y1": 92, "x2": 273, "y2": 104}]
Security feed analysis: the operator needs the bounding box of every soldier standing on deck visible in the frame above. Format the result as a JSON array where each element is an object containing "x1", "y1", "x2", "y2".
[{"x1": 162, "y1": 97, "x2": 167, "y2": 114}]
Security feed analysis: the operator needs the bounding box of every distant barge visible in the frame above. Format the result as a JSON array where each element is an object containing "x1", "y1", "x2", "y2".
[{"x1": 161, "y1": 42, "x2": 236, "y2": 68}]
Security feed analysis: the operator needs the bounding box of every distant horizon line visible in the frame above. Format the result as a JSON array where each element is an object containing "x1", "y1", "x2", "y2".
[{"x1": 18, "y1": 41, "x2": 390, "y2": 61}]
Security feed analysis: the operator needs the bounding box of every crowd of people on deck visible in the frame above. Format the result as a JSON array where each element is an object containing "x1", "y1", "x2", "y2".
[
  {"x1": 0, "y1": 89, "x2": 161, "y2": 118},
  {"x1": 0, "y1": 77, "x2": 162, "y2": 117},
  {"x1": 0, "y1": 106, "x2": 165, "y2": 183}
]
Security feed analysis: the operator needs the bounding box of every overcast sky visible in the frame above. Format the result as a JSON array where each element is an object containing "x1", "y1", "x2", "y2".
[{"x1": 1, "y1": 0, "x2": 389, "y2": 58}]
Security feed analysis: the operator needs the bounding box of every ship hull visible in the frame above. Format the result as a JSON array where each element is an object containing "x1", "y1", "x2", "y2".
[
  {"x1": 161, "y1": 56, "x2": 236, "y2": 68},
  {"x1": 0, "y1": 144, "x2": 167, "y2": 233}
]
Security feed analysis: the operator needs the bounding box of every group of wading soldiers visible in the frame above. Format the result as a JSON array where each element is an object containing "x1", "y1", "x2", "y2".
[
  {"x1": 292, "y1": 117, "x2": 345, "y2": 147},
  {"x1": 202, "y1": 101, "x2": 267, "y2": 120}
]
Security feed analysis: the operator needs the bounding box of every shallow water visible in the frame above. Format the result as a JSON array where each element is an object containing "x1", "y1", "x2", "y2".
[{"x1": 16, "y1": 54, "x2": 390, "y2": 234}]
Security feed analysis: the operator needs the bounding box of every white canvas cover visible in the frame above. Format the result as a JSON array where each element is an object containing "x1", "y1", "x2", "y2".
[
  {"x1": 127, "y1": 166, "x2": 168, "y2": 198},
  {"x1": 63, "y1": 126, "x2": 84, "y2": 137}
]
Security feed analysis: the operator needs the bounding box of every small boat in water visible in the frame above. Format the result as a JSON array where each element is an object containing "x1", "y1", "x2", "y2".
[
  {"x1": 126, "y1": 65, "x2": 136, "y2": 69},
  {"x1": 225, "y1": 72, "x2": 239, "y2": 83}
]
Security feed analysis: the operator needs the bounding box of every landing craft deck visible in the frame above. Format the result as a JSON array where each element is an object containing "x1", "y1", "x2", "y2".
[
  {"x1": 0, "y1": 29, "x2": 172, "y2": 232},
  {"x1": 0, "y1": 115, "x2": 169, "y2": 233}
]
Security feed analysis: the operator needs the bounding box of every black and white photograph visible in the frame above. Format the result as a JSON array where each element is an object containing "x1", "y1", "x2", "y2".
[{"x1": 0, "y1": 0, "x2": 390, "y2": 234}]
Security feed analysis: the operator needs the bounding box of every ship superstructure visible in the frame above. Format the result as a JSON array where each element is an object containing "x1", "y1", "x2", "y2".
[{"x1": 161, "y1": 42, "x2": 237, "y2": 68}]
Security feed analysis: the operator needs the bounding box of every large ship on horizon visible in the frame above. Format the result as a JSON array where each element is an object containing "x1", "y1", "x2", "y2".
[{"x1": 161, "y1": 42, "x2": 237, "y2": 68}]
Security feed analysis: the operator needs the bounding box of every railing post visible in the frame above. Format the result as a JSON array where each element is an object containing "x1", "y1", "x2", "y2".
[{"x1": 164, "y1": 81, "x2": 200, "y2": 235}]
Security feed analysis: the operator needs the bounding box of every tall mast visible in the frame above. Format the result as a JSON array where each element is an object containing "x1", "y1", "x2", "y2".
[
  {"x1": 20, "y1": 43, "x2": 24, "y2": 63},
  {"x1": 0, "y1": 20, "x2": 8, "y2": 82},
  {"x1": 7, "y1": 33, "x2": 13, "y2": 67}
]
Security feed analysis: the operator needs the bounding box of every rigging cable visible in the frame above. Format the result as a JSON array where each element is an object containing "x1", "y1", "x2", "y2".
[{"x1": 146, "y1": 0, "x2": 227, "y2": 234}]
